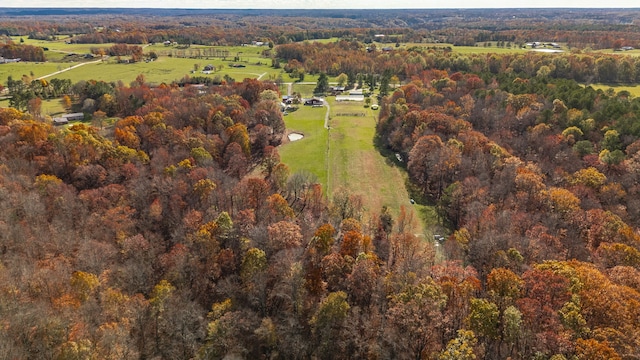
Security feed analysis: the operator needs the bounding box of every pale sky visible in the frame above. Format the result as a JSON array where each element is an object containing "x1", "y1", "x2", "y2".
[{"x1": 4, "y1": 0, "x2": 640, "y2": 9}]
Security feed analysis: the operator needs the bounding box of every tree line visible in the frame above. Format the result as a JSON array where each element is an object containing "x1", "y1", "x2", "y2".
[
  {"x1": 1, "y1": 13, "x2": 640, "y2": 358},
  {"x1": 374, "y1": 62, "x2": 640, "y2": 358}
]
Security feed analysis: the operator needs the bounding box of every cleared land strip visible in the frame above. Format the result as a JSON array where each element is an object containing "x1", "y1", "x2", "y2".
[{"x1": 36, "y1": 59, "x2": 103, "y2": 80}]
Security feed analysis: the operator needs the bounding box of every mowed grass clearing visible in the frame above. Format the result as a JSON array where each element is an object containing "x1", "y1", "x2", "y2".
[
  {"x1": 0, "y1": 61, "x2": 81, "y2": 82},
  {"x1": 278, "y1": 105, "x2": 329, "y2": 187},
  {"x1": 1, "y1": 56, "x2": 282, "y2": 86},
  {"x1": 589, "y1": 83, "x2": 640, "y2": 97},
  {"x1": 3, "y1": 39, "x2": 286, "y2": 85},
  {"x1": 402, "y1": 42, "x2": 529, "y2": 54},
  {"x1": 326, "y1": 99, "x2": 418, "y2": 224},
  {"x1": 279, "y1": 91, "x2": 422, "y2": 232}
]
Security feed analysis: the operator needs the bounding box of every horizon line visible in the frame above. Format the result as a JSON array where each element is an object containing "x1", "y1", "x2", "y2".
[{"x1": 2, "y1": 6, "x2": 640, "y2": 10}]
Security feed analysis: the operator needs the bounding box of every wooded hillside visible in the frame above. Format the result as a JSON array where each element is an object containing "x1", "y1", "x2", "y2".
[{"x1": 1, "y1": 9, "x2": 640, "y2": 359}]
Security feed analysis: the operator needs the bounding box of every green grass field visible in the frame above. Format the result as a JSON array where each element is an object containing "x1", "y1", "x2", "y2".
[
  {"x1": 2, "y1": 39, "x2": 285, "y2": 85},
  {"x1": 402, "y1": 42, "x2": 530, "y2": 54},
  {"x1": 0, "y1": 56, "x2": 282, "y2": 86},
  {"x1": 325, "y1": 99, "x2": 419, "y2": 226},
  {"x1": 594, "y1": 49, "x2": 640, "y2": 57},
  {"x1": 589, "y1": 83, "x2": 640, "y2": 97},
  {"x1": 0, "y1": 62, "x2": 81, "y2": 82},
  {"x1": 278, "y1": 105, "x2": 329, "y2": 187},
  {"x1": 291, "y1": 84, "x2": 317, "y2": 97},
  {"x1": 454, "y1": 45, "x2": 529, "y2": 54},
  {"x1": 40, "y1": 98, "x2": 67, "y2": 116},
  {"x1": 0, "y1": 97, "x2": 66, "y2": 116},
  {"x1": 278, "y1": 91, "x2": 426, "y2": 233}
]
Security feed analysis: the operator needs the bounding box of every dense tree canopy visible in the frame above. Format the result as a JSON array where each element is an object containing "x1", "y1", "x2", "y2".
[{"x1": 2, "y1": 10, "x2": 640, "y2": 359}]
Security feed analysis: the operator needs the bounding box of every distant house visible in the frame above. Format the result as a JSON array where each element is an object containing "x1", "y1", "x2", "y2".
[
  {"x1": 329, "y1": 86, "x2": 345, "y2": 95},
  {"x1": 52, "y1": 117, "x2": 68, "y2": 126},
  {"x1": 0, "y1": 57, "x2": 21, "y2": 64},
  {"x1": 203, "y1": 64, "x2": 215, "y2": 71},
  {"x1": 52, "y1": 112, "x2": 84, "y2": 125},
  {"x1": 163, "y1": 40, "x2": 172, "y2": 46},
  {"x1": 64, "y1": 113, "x2": 85, "y2": 121},
  {"x1": 304, "y1": 98, "x2": 323, "y2": 106}
]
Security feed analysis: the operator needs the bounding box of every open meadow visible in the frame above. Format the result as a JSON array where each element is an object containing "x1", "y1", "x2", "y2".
[
  {"x1": 0, "y1": 55, "x2": 286, "y2": 85},
  {"x1": 278, "y1": 105, "x2": 329, "y2": 187},
  {"x1": 325, "y1": 98, "x2": 424, "y2": 232},
  {"x1": 0, "y1": 61, "x2": 81, "y2": 82},
  {"x1": 589, "y1": 83, "x2": 640, "y2": 97},
  {"x1": 279, "y1": 92, "x2": 428, "y2": 234},
  {"x1": 2, "y1": 39, "x2": 290, "y2": 85},
  {"x1": 402, "y1": 42, "x2": 531, "y2": 54}
]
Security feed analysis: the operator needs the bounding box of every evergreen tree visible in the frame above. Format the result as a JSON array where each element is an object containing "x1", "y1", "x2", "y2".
[{"x1": 314, "y1": 73, "x2": 329, "y2": 95}]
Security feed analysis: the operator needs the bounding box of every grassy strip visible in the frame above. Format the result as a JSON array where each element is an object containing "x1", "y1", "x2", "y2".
[
  {"x1": 0, "y1": 62, "x2": 80, "y2": 82},
  {"x1": 325, "y1": 99, "x2": 419, "y2": 224},
  {"x1": 588, "y1": 83, "x2": 640, "y2": 97},
  {"x1": 278, "y1": 105, "x2": 329, "y2": 187}
]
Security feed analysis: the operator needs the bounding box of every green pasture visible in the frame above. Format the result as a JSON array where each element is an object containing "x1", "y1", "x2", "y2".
[
  {"x1": 307, "y1": 38, "x2": 341, "y2": 44},
  {"x1": 17, "y1": 37, "x2": 117, "y2": 57},
  {"x1": 454, "y1": 45, "x2": 528, "y2": 54},
  {"x1": 402, "y1": 42, "x2": 529, "y2": 54},
  {"x1": 0, "y1": 62, "x2": 80, "y2": 83},
  {"x1": 1, "y1": 38, "x2": 283, "y2": 85},
  {"x1": 40, "y1": 98, "x2": 66, "y2": 116},
  {"x1": 589, "y1": 83, "x2": 640, "y2": 97},
  {"x1": 290, "y1": 84, "x2": 317, "y2": 97},
  {"x1": 278, "y1": 92, "x2": 424, "y2": 232},
  {"x1": 149, "y1": 44, "x2": 270, "y2": 61},
  {"x1": 1, "y1": 56, "x2": 280, "y2": 86},
  {"x1": 278, "y1": 105, "x2": 329, "y2": 187},
  {"x1": 325, "y1": 98, "x2": 418, "y2": 222},
  {"x1": 0, "y1": 97, "x2": 65, "y2": 118},
  {"x1": 594, "y1": 49, "x2": 640, "y2": 57}
]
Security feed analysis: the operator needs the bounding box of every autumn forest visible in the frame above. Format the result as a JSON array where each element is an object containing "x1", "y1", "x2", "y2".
[{"x1": 1, "y1": 7, "x2": 640, "y2": 360}]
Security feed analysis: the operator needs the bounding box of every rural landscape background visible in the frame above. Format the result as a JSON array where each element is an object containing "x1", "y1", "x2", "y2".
[{"x1": 1, "y1": 7, "x2": 640, "y2": 359}]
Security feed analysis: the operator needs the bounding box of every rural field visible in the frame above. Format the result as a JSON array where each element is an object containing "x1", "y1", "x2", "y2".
[
  {"x1": 0, "y1": 61, "x2": 80, "y2": 82},
  {"x1": 279, "y1": 92, "x2": 433, "y2": 236},
  {"x1": 0, "y1": 55, "x2": 282, "y2": 85},
  {"x1": 1, "y1": 39, "x2": 443, "y2": 238},
  {"x1": 2, "y1": 39, "x2": 291, "y2": 85},
  {"x1": 402, "y1": 42, "x2": 531, "y2": 54},
  {"x1": 278, "y1": 105, "x2": 329, "y2": 187},
  {"x1": 589, "y1": 83, "x2": 640, "y2": 97}
]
